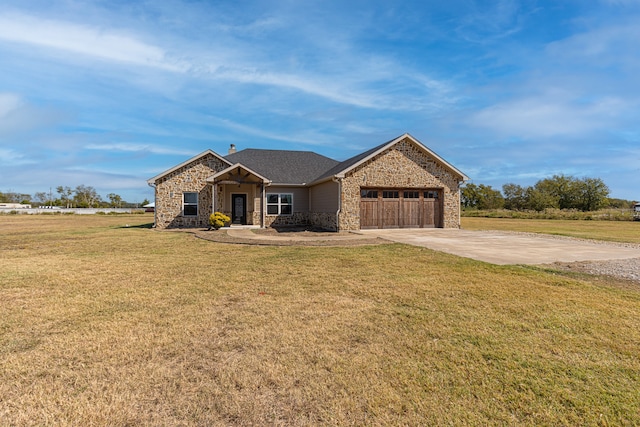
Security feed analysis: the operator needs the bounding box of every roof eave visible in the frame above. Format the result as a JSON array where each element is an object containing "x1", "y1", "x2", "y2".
[{"x1": 268, "y1": 183, "x2": 308, "y2": 187}]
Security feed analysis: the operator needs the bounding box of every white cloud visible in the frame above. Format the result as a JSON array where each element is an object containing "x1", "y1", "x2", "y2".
[
  {"x1": 544, "y1": 21, "x2": 640, "y2": 73},
  {"x1": 0, "y1": 93, "x2": 23, "y2": 117},
  {"x1": 218, "y1": 68, "x2": 380, "y2": 109},
  {"x1": 206, "y1": 116, "x2": 330, "y2": 146},
  {"x1": 0, "y1": 8, "x2": 458, "y2": 112},
  {"x1": 453, "y1": 0, "x2": 525, "y2": 43},
  {"x1": 0, "y1": 92, "x2": 67, "y2": 139},
  {"x1": 0, "y1": 12, "x2": 188, "y2": 72},
  {"x1": 469, "y1": 94, "x2": 627, "y2": 138},
  {"x1": 85, "y1": 143, "x2": 193, "y2": 156},
  {"x1": 0, "y1": 147, "x2": 32, "y2": 165}
]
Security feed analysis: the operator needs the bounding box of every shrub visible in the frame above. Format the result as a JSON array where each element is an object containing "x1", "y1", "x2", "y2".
[{"x1": 209, "y1": 212, "x2": 231, "y2": 230}]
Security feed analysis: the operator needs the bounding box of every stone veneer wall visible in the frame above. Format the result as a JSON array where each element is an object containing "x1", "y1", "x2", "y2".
[
  {"x1": 264, "y1": 212, "x2": 309, "y2": 228},
  {"x1": 309, "y1": 212, "x2": 338, "y2": 231},
  {"x1": 338, "y1": 138, "x2": 463, "y2": 231},
  {"x1": 154, "y1": 154, "x2": 228, "y2": 228}
]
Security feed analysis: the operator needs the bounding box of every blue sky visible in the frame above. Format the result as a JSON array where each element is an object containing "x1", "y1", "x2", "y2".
[{"x1": 1, "y1": 0, "x2": 639, "y2": 203}]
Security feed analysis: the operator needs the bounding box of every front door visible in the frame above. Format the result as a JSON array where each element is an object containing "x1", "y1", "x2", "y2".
[{"x1": 231, "y1": 194, "x2": 247, "y2": 225}]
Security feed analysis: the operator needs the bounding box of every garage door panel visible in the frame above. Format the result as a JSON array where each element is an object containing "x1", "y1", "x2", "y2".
[
  {"x1": 423, "y1": 199, "x2": 436, "y2": 228},
  {"x1": 403, "y1": 199, "x2": 421, "y2": 228},
  {"x1": 360, "y1": 199, "x2": 379, "y2": 229},
  {"x1": 382, "y1": 200, "x2": 400, "y2": 228}
]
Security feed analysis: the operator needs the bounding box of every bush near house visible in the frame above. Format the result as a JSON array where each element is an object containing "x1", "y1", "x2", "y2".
[{"x1": 209, "y1": 211, "x2": 231, "y2": 229}]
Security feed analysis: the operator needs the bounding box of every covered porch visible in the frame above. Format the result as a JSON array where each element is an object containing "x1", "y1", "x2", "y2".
[{"x1": 207, "y1": 164, "x2": 271, "y2": 227}]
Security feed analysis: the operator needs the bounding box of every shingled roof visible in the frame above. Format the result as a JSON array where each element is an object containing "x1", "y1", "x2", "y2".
[
  {"x1": 148, "y1": 133, "x2": 468, "y2": 187},
  {"x1": 224, "y1": 149, "x2": 340, "y2": 185}
]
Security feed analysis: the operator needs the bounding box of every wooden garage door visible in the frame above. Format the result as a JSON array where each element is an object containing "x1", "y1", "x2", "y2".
[
  {"x1": 360, "y1": 189, "x2": 380, "y2": 229},
  {"x1": 360, "y1": 188, "x2": 442, "y2": 229}
]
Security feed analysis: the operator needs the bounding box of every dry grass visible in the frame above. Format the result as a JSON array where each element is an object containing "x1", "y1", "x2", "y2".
[
  {"x1": 2, "y1": 215, "x2": 640, "y2": 425},
  {"x1": 462, "y1": 216, "x2": 640, "y2": 244}
]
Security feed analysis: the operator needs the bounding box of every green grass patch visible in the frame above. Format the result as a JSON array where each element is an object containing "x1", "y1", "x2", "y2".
[{"x1": 462, "y1": 217, "x2": 640, "y2": 244}]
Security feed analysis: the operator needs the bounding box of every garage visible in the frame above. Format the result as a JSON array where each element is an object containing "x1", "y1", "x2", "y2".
[{"x1": 360, "y1": 188, "x2": 442, "y2": 229}]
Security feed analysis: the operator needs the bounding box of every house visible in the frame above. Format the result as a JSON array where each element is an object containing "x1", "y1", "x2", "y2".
[{"x1": 147, "y1": 133, "x2": 469, "y2": 231}]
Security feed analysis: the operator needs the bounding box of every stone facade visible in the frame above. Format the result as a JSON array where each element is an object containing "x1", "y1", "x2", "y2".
[
  {"x1": 264, "y1": 212, "x2": 309, "y2": 228},
  {"x1": 154, "y1": 154, "x2": 227, "y2": 228},
  {"x1": 338, "y1": 137, "x2": 462, "y2": 231},
  {"x1": 309, "y1": 212, "x2": 339, "y2": 231}
]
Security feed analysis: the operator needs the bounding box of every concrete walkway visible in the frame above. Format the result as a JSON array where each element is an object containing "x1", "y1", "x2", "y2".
[
  {"x1": 225, "y1": 227, "x2": 374, "y2": 242},
  {"x1": 357, "y1": 229, "x2": 640, "y2": 265}
]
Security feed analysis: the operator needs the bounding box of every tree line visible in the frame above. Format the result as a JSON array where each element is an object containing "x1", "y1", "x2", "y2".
[
  {"x1": 0, "y1": 186, "x2": 149, "y2": 208},
  {"x1": 462, "y1": 175, "x2": 634, "y2": 212}
]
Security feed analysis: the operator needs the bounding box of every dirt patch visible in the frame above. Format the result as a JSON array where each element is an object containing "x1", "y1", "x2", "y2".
[
  {"x1": 192, "y1": 228, "x2": 389, "y2": 247},
  {"x1": 547, "y1": 258, "x2": 640, "y2": 287}
]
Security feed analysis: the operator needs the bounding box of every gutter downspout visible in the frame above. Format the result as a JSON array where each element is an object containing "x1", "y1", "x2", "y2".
[
  {"x1": 148, "y1": 182, "x2": 157, "y2": 228},
  {"x1": 260, "y1": 183, "x2": 264, "y2": 228},
  {"x1": 332, "y1": 176, "x2": 342, "y2": 232},
  {"x1": 212, "y1": 183, "x2": 217, "y2": 217},
  {"x1": 458, "y1": 182, "x2": 462, "y2": 229}
]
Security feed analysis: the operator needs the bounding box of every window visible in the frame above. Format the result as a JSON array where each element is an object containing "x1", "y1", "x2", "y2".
[
  {"x1": 382, "y1": 190, "x2": 399, "y2": 199},
  {"x1": 424, "y1": 191, "x2": 439, "y2": 199},
  {"x1": 183, "y1": 192, "x2": 198, "y2": 216},
  {"x1": 266, "y1": 193, "x2": 293, "y2": 215},
  {"x1": 404, "y1": 191, "x2": 420, "y2": 199},
  {"x1": 360, "y1": 189, "x2": 378, "y2": 198}
]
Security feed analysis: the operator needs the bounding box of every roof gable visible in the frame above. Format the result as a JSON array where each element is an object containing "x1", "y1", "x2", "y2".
[
  {"x1": 207, "y1": 163, "x2": 270, "y2": 184},
  {"x1": 225, "y1": 149, "x2": 339, "y2": 185},
  {"x1": 147, "y1": 149, "x2": 232, "y2": 185}
]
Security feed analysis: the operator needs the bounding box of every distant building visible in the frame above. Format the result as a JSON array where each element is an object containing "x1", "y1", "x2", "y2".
[{"x1": 0, "y1": 203, "x2": 31, "y2": 209}]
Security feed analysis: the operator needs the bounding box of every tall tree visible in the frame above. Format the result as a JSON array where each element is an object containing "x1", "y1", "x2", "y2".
[
  {"x1": 34, "y1": 192, "x2": 51, "y2": 206},
  {"x1": 461, "y1": 183, "x2": 504, "y2": 210},
  {"x1": 574, "y1": 177, "x2": 609, "y2": 211},
  {"x1": 73, "y1": 185, "x2": 101, "y2": 208},
  {"x1": 525, "y1": 187, "x2": 557, "y2": 212},
  {"x1": 107, "y1": 193, "x2": 123, "y2": 208},
  {"x1": 0, "y1": 191, "x2": 21, "y2": 203},
  {"x1": 533, "y1": 175, "x2": 575, "y2": 209},
  {"x1": 461, "y1": 183, "x2": 480, "y2": 209},
  {"x1": 502, "y1": 183, "x2": 527, "y2": 210},
  {"x1": 56, "y1": 186, "x2": 74, "y2": 208}
]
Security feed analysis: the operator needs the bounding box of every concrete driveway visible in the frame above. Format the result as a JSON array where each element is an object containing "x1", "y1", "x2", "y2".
[{"x1": 358, "y1": 229, "x2": 640, "y2": 265}]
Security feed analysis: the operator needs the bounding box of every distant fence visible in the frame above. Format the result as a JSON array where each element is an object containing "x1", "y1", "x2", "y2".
[{"x1": 0, "y1": 208, "x2": 147, "y2": 215}]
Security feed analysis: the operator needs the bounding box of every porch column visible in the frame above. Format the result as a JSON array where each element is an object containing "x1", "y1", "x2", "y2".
[
  {"x1": 212, "y1": 183, "x2": 218, "y2": 215},
  {"x1": 260, "y1": 183, "x2": 265, "y2": 228}
]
